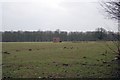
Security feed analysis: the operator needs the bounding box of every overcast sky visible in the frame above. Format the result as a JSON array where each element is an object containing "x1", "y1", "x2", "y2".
[{"x1": 0, "y1": 0, "x2": 118, "y2": 32}]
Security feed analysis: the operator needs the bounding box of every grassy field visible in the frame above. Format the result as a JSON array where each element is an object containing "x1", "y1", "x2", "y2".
[{"x1": 2, "y1": 41, "x2": 119, "y2": 78}]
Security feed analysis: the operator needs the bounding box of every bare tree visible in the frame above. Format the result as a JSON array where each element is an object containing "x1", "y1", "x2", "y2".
[
  {"x1": 100, "y1": 0, "x2": 120, "y2": 20},
  {"x1": 100, "y1": 0, "x2": 120, "y2": 59},
  {"x1": 100, "y1": 1, "x2": 120, "y2": 78}
]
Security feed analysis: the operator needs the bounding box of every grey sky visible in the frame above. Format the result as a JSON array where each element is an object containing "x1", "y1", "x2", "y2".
[{"x1": 0, "y1": 0, "x2": 118, "y2": 32}]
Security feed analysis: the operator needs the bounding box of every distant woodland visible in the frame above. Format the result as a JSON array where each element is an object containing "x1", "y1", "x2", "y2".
[{"x1": 1, "y1": 28, "x2": 118, "y2": 42}]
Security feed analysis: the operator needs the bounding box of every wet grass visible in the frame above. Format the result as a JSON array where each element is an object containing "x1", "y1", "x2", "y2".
[{"x1": 2, "y1": 41, "x2": 118, "y2": 78}]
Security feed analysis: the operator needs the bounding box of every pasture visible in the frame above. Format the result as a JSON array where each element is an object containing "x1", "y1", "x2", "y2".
[{"x1": 2, "y1": 42, "x2": 119, "y2": 78}]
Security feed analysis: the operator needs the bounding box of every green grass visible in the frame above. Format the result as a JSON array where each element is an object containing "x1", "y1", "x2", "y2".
[{"x1": 2, "y1": 41, "x2": 118, "y2": 78}]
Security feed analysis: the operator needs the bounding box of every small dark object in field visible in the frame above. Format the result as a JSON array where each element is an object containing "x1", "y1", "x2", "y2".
[
  {"x1": 17, "y1": 68, "x2": 20, "y2": 70},
  {"x1": 105, "y1": 50, "x2": 108, "y2": 54},
  {"x1": 83, "y1": 56, "x2": 86, "y2": 58},
  {"x1": 53, "y1": 61, "x2": 56, "y2": 63},
  {"x1": 56, "y1": 64, "x2": 58, "y2": 66},
  {"x1": 111, "y1": 74, "x2": 114, "y2": 77},
  {"x1": 92, "y1": 72, "x2": 95, "y2": 74},
  {"x1": 3, "y1": 51, "x2": 10, "y2": 54},
  {"x1": 63, "y1": 64, "x2": 69, "y2": 66},
  {"x1": 93, "y1": 64, "x2": 96, "y2": 66},
  {"x1": 82, "y1": 63, "x2": 86, "y2": 65},
  {"x1": 99, "y1": 71, "x2": 102, "y2": 73},
  {"x1": 118, "y1": 68, "x2": 120, "y2": 71},
  {"x1": 18, "y1": 64, "x2": 23, "y2": 67},
  {"x1": 49, "y1": 75, "x2": 52, "y2": 78},
  {"x1": 42, "y1": 73, "x2": 44, "y2": 74},
  {"x1": 3, "y1": 76, "x2": 12, "y2": 79},
  {"x1": 28, "y1": 49, "x2": 32, "y2": 51},
  {"x1": 42, "y1": 77, "x2": 46, "y2": 79},
  {"x1": 16, "y1": 50, "x2": 19, "y2": 52},
  {"x1": 64, "y1": 70, "x2": 67, "y2": 73},
  {"x1": 0, "y1": 64, "x2": 3, "y2": 66},
  {"x1": 3, "y1": 51, "x2": 7, "y2": 53},
  {"x1": 63, "y1": 47, "x2": 66, "y2": 49},
  {"x1": 111, "y1": 59, "x2": 114, "y2": 61},
  {"x1": 107, "y1": 64, "x2": 110, "y2": 67},
  {"x1": 100, "y1": 65, "x2": 103, "y2": 67},
  {"x1": 6, "y1": 65, "x2": 11, "y2": 68},
  {"x1": 96, "y1": 59, "x2": 99, "y2": 61},
  {"x1": 7, "y1": 77, "x2": 11, "y2": 78},
  {"x1": 71, "y1": 47, "x2": 73, "y2": 49},
  {"x1": 26, "y1": 67, "x2": 29, "y2": 69},
  {"x1": 59, "y1": 41, "x2": 62, "y2": 42},
  {"x1": 3, "y1": 77, "x2": 6, "y2": 79},
  {"x1": 77, "y1": 74, "x2": 80, "y2": 76},
  {"x1": 101, "y1": 53, "x2": 106, "y2": 56},
  {"x1": 37, "y1": 49, "x2": 39, "y2": 50}
]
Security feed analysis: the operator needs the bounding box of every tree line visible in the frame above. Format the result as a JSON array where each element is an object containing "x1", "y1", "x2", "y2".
[{"x1": 1, "y1": 28, "x2": 118, "y2": 42}]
